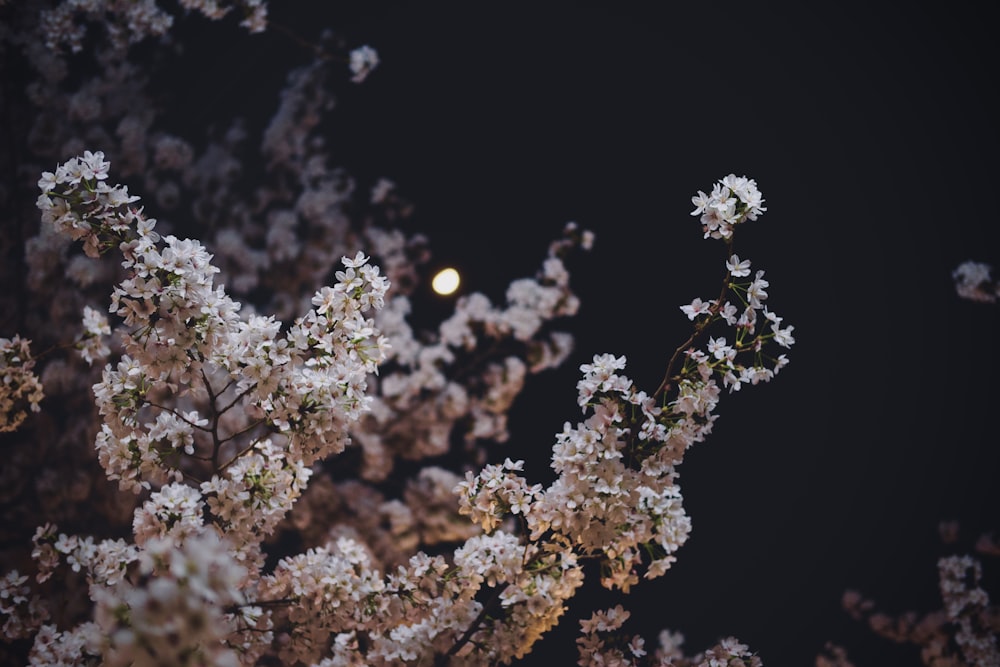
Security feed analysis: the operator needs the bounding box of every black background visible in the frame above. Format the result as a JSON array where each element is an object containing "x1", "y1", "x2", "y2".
[{"x1": 47, "y1": 1, "x2": 1000, "y2": 663}]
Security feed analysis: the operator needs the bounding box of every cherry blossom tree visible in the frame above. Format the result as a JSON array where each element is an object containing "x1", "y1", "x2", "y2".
[{"x1": 0, "y1": 3, "x2": 797, "y2": 665}]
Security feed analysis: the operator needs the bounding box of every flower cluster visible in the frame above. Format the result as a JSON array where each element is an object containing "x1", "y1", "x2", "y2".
[
  {"x1": 353, "y1": 222, "x2": 589, "y2": 483},
  {"x1": 453, "y1": 179, "x2": 792, "y2": 654},
  {"x1": 938, "y1": 555, "x2": 999, "y2": 666},
  {"x1": 2, "y1": 156, "x2": 791, "y2": 664},
  {"x1": 32, "y1": 529, "x2": 249, "y2": 667},
  {"x1": 690, "y1": 174, "x2": 766, "y2": 240},
  {"x1": 523, "y1": 354, "x2": 695, "y2": 590},
  {"x1": 0, "y1": 6, "x2": 800, "y2": 664},
  {"x1": 576, "y1": 605, "x2": 763, "y2": 667},
  {"x1": 0, "y1": 336, "x2": 45, "y2": 433},
  {"x1": 38, "y1": 154, "x2": 391, "y2": 502},
  {"x1": 576, "y1": 605, "x2": 648, "y2": 665},
  {"x1": 36, "y1": 149, "x2": 140, "y2": 258},
  {"x1": 0, "y1": 569, "x2": 43, "y2": 641},
  {"x1": 0, "y1": 153, "x2": 392, "y2": 660},
  {"x1": 349, "y1": 45, "x2": 380, "y2": 83},
  {"x1": 679, "y1": 254, "x2": 792, "y2": 394},
  {"x1": 77, "y1": 305, "x2": 111, "y2": 366},
  {"x1": 954, "y1": 260, "x2": 999, "y2": 303},
  {"x1": 37, "y1": 0, "x2": 267, "y2": 56}
]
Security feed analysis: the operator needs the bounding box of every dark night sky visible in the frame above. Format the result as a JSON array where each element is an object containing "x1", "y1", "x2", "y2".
[
  {"x1": 316, "y1": 5, "x2": 1000, "y2": 663},
  {"x1": 79, "y1": 2, "x2": 1000, "y2": 663}
]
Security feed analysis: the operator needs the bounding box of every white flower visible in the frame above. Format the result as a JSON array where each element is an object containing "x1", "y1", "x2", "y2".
[
  {"x1": 747, "y1": 270, "x2": 769, "y2": 307},
  {"x1": 78, "y1": 150, "x2": 110, "y2": 181},
  {"x1": 773, "y1": 323, "x2": 796, "y2": 348},
  {"x1": 342, "y1": 250, "x2": 370, "y2": 268},
  {"x1": 726, "y1": 254, "x2": 751, "y2": 277},
  {"x1": 37, "y1": 171, "x2": 57, "y2": 192},
  {"x1": 707, "y1": 336, "x2": 732, "y2": 361},
  {"x1": 679, "y1": 297, "x2": 713, "y2": 320},
  {"x1": 349, "y1": 45, "x2": 379, "y2": 83}
]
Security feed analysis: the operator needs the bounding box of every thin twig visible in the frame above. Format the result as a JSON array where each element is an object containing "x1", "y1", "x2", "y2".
[{"x1": 652, "y1": 238, "x2": 735, "y2": 402}]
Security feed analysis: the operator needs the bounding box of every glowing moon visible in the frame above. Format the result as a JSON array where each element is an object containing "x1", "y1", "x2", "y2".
[{"x1": 431, "y1": 267, "x2": 460, "y2": 295}]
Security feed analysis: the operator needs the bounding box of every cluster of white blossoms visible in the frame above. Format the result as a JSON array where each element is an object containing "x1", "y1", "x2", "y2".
[
  {"x1": 0, "y1": 5, "x2": 801, "y2": 663},
  {"x1": 29, "y1": 529, "x2": 250, "y2": 667},
  {"x1": 77, "y1": 305, "x2": 111, "y2": 366},
  {"x1": 38, "y1": 0, "x2": 174, "y2": 54},
  {"x1": 35, "y1": 149, "x2": 137, "y2": 257},
  {"x1": 9, "y1": 0, "x2": 595, "y2": 576},
  {"x1": 576, "y1": 605, "x2": 762, "y2": 667},
  {"x1": 346, "y1": 222, "x2": 590, "y2": 485},
  {"x1": 938, "y1": 555, "x2": 999, "y2": 667},
  {"x1": 452, "y1": 177, "x2": 793, "y2": 654},
  {"x1": 37, "y1": 0, "x2": 267, "y2": 55},
  {"x1": 689, "y1": 174, "x2": 766, "y2": 240},
  {"x1": 0, "y1": 569, "x2": 42, "y2": 641},
  {"x1": 679, "y1": 255, "x2": 793, "y2": 394},
  {"x1": 0, "y1": 159, "x2": 792, "y2": 664},
  {"x1": 35, "y1": 151, "x2": 390, "y2": 507},
  {"x1": 953, "y1": 260, "x2": 999, "y2": 303},
  {"x1": 458, "y1": 313, "x2": 790, "y2": 595},
  {"x1": 349, "y1": 45, "x2": 380, "y2": 83},
  {"x1": 1, "y1": 153, "x2": 397, "y2": 661},
  {"x1": 0, "y1": 336, "x2": 45, "y2": 433}
]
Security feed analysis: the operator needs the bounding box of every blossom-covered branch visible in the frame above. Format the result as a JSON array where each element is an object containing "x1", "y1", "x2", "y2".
[
  {"x1": 1, "y1": 155, "x2": 793, "y2": 665},
  {"x1": 1, "y1": 4, "x2": 797, "y2": 665}
]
